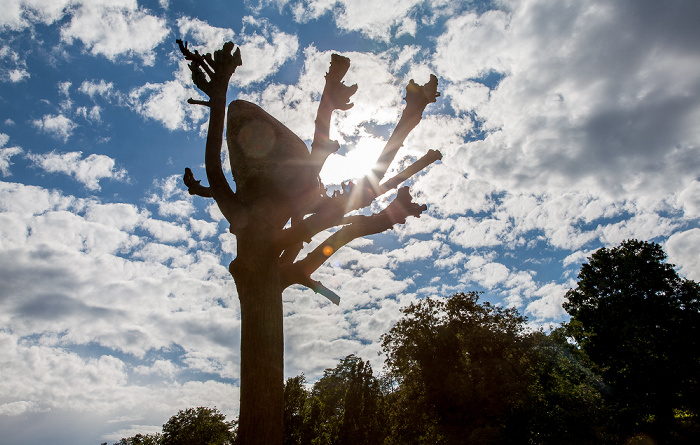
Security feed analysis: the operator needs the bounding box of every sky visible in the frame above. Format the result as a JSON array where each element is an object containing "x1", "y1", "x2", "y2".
[{"x1": 0, "y1": 0, "x2": 699, "y2": 443}]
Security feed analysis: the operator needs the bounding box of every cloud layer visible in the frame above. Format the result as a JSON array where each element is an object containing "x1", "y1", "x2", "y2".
[{"x1": 1, "y1": 1, "x2": 699, "y2": 443}]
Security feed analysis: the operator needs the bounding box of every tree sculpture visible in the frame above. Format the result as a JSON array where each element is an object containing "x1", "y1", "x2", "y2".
[{"x1": 176, "y1": 39, "x2": 441, "y2": 444}]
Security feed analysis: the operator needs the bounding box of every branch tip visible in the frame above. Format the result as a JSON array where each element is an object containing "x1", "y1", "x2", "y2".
[{"x1": 187, "y1": 98, "x2": 210, "y2": 107}]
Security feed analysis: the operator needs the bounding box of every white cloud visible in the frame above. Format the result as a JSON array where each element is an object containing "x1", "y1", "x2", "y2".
[
  {"x1": 60, "y1": 1, "x2": 169, "y2": 65},
  {"x1": 0, "y1": 180, "x2": 75, "y2": 216},
  {"x1": 85, "y1": 202, "x2": 142, "y2": 231},
  {"x1": 449, "y1": 216, "x2": 509, "y2": 249},
  {"x1": 32, "y1": 114, "x2": 77, "y2": 142},
  {"x1": 525, "y1": 282, "x2": 570, "y2": 322},
  {"x1": 128, "y1": 79, "x2": 206, "y2": 131},
  {"x1": 665, "y1": 228, "x2": 700, "y2": 281},
  {"x1": 0, "y1": 134, "x2": 23, "y2": 176},
  {"x1": 434, "y1": 0, "x2": 700, "y2": 200},
  {"x1": 234, "y1": 16, "x2": 299, "y2": 85},
  {"x1": 176, "y1": 16, "x2": 235, "y2": 54},
  {"x1": 189, "y1": 218, "x2": 219, "y2": 239},
  {"x1": 0, "y1": 0, "x2": 71, "y2": 30},
  {"x1": 146, "y1": 175, "x2": 194, "y2": 218},
  {"x1": 678, "y1": 180, "x2": 700, "y2": 218},
  {"x1": 290, "y1": 0, "x2": 445, "y2": 41},
  {"x1": 78, "y1": 79, "x2": 115, "y2": 100},
  {"x1": 27, "y1": 150, "x2": 128, "y2": 190},
  {"x1": 140, "y1": 219, "x2": 189, "y2": 243}
]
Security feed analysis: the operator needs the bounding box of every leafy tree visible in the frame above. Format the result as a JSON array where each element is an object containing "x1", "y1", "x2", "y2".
[
  {"x1": 176, "y1": 37, "x2": 440, "y2": 444},
  {"x1": 563, "y1": 239, "x2": 700, "y2": 442},
  {"x1": 283, "y1": 374, "x2": 310, "y2": 445},
  {"x1": 161, "y1": 406, "x2": 236, "y2": 445},
  {"x1": 283, "y1": 355, "x2": 387, "y2": 445},
  {"x1": 103, "y1": 407, "x2": 235, "y2": 445},
  {"x1": 514, "y1": 330, "x2": 611, "y2": 444},
  {"x1": 103, "y1": 434, "x2": 161, "y2": 445},
  {"x1": 381, "y1": 292, "x2": 608, "y2": 444},
  {"x1": 381, "y1": 292, "x2": 536, "y2": 444}
]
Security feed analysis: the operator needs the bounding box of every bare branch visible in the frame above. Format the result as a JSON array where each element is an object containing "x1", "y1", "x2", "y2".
[
  {"x1": 183, "y1": 167, "x2": 212, "y2": 198},
  {"x1": 282, "y1": 187, "x2": 426, "y2": 288},
  {"x1": 177, "y1": 39, "x2": 242, "y2": 100},
  {"x1": 279, "y1": 241, "x2": 303, "y2": 266},
  {"x1": 371, "y1": 75, "x2": 440, "y2": 181},
  {"x1": 287, "y1": 274, "x2": 341, "y2": 305},
  {"x1": 378, "y1": 149, "x2": 442, "y2": 190},
  {"x1": 178, "y1": 39, "x2": 247, "y2": 233},
  {"x1": 309, "y1": 54, "x2": 358, "y2": 176},
  {"x1": 187, "y1": 98, "x2": 210, "y2": 107},
  {"x1": 275, "y1": 149, "x2": 441, "y2": 253}
]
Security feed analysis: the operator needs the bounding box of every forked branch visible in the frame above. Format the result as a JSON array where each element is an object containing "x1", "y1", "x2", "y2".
[
  {"x1": 178, "y1": 39, "x2": 247, "y2": 232},
  {"x1": 309, "y1": 54, "x2": 358, "y2": 176},
  {"x1": 371, "y1": 75, "x2": 440, "y2": 181},
  {"x1": 183, "y1": 167, "x2": 212, "y2": 197},
  {"x1": 275, "y1": 149, "x2": 442, "y2": 253},
  {"x1": 177, "y1": 39, "x2": 242, "y2": 101},
  {"x1": 282, "y1": 187, "x2": 427, "y2": 302}
]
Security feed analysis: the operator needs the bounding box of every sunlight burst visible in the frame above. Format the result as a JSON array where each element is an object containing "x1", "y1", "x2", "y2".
[{"x1": 319, "y1": 137, "x2": 384, "y2": 185}]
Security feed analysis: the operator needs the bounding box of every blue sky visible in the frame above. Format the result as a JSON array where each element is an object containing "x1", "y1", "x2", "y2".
[{"x1": 1, "y1": 0, "x2": 699, "y2": 443}]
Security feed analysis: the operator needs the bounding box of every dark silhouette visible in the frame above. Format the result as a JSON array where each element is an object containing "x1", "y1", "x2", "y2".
[
  {"x1": 380, "y1": 292, "x2": 607, "y2": 444},
  {"x1": 176, "y1": 39, "x2": 440, "y2": 444},
  {"x1": 564, "y1": 239, "x2": 700, "y2": 443},
  {"x1": 104, "y1": 407, "x2": 235, "y2": 445},
  {"x1": 283, "y1": 356, "x2": 386, "y2": 445}
]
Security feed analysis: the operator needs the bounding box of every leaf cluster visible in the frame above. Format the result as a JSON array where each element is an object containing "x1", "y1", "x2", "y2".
[
  {"x1": 563, "y1": 239, "x2": 700, "y2": 442},
  {"x1": 105, "y1": 406, "x2": 236, "y2": 445}
]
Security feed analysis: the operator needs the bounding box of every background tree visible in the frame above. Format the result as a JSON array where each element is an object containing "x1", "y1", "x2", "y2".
[
  {"x1": 563, "y1": 239, "x2": 700, "y2": 442},
  {"x1": 104, "y1": 406, "x2": 235, "y2": 445},
  {"x1": 176, "y1": 38, "x2": 440, "y2": 445},
  {"x1": 380, "y1": 292, "x2": 608, "y2": 444},
  {"x1": 283, "y1": 355, "x2": 387, "y2": 445},
  {"x1": 103, "y1": 433, "x2": 161, "y2": 445},
  {"x1": 161, "y1": 406, "x2": 236, "y2": 445},
  {"x1": 283, "y1": 374, "x2": 310, "y2": 445},
  {"x1": 515, "y1": 330, "x2": 610, "y2": 444},
  {"x1": 380, "y1": 292, "x2": 535, "y2": 444}
]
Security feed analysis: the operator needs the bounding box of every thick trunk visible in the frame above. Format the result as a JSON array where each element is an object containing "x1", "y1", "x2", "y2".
[{"x1": 231, "y1": 222, "x2": 284, "y2": 445}]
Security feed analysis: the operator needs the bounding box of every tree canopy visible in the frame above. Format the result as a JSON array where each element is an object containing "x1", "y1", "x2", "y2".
[
  {"x1": 380, "y1": 292, "x2": 607, "y2": 444},
  {"x1": 106, "y1": 407, "x2": 236, "y2": 445},
  {"x1": 563, "y1": 239, "x2": 700, "y2": 441}
]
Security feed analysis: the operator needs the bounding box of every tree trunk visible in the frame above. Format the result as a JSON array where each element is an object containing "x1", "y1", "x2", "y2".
[{"x1": 231, "y1": 219, "x2": 284, "y2": 445}]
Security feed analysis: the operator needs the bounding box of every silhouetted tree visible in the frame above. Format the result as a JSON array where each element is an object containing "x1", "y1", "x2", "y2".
[
  {"x1": 381, "y1": 293, "x2": 536, "y2": 444},
  {"x1": 176, "y1": 39, "x2": 440, "y2": 445},
  {"x1": 104, "y1": 433, "x2": 161, "y2": 445},
  {"x1": 512, "y1": 330, "x2": 611, "y2": 444},
  {"x1": 283, "y1": 374, "x2": 309, "y2": 445},
  {"x1": 283, "y1": 355, "x2": 387, "y2": 445},
  {"x1": 381, "y1": 292, "x2": 608, "y2": 444},
  {"x1": 563, "y1": 239, "x2": 700, "y2": 443},
  {"x1": 103, "y1": 407, "x2": 235, "y2": 445},
  {"x1": 161, "y1": 406, "x2": 236, "y2": 445}
]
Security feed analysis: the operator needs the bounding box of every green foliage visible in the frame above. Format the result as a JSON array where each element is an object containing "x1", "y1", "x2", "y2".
[
  {"x1": 282, "y1": 355, "x2": 387, "y2": 445},
  {"x1": 161, "y1": 406, "x2": 237, "y2": 445},
  {"x1": 381, "y1": 292, "x2": 608, "y2": 444},
  {"x1": 563, "y1": 239, "x2": 700, "y2": 441},
  {"x1": 107, "y1": 407, "x2": 236, "y2": 445},
  {"x1": 103, "y1": 434, "x2": 162, "y2": 445}
]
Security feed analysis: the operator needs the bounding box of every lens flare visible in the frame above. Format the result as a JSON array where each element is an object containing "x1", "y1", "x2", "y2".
[{"x1": 323, "y1": 245, "x2": 334, "y2": 256}]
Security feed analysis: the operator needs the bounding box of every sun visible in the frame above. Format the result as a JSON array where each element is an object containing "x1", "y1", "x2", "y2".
[{"x1": 319, "y1": 137, "x2": 384, "y2": 185}]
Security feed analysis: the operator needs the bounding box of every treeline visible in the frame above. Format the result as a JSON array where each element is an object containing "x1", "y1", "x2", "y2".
[{"x1": 107, "y1": 240, "x2": 700, "y2": 444}]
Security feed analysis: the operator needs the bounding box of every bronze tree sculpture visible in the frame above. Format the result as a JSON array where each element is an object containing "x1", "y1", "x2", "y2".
[{"x1": 176, "y1": 39, "x2": 441, "y2": 444}]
